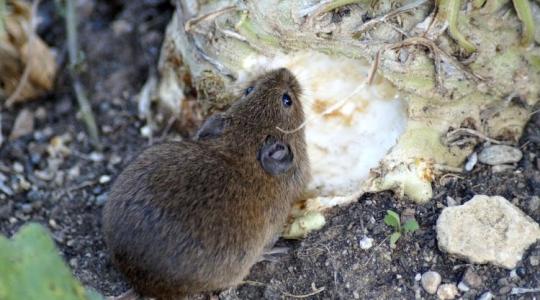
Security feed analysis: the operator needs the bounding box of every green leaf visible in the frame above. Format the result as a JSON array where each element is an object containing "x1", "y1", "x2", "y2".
[
  {"x1": 0, "y1": 223, "x2": 104, "y2": 300},
  {"x1": 384, "y1": 210, "x2": 400, "y2": 229},
  {"x1": 403, "y1": 219, "x2": 420, "y2": 233},
  {"x1": 389, "y1": 232, "x2": 401, "y2": 248}
]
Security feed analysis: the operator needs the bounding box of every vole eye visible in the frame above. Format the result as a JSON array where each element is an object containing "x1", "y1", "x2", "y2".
[
  {"x1": 245, "y1": 86, "x2": 254, "y2": 96},
  {"x1": 282, "y1": 93, "x2": 292, "y2": 107}
]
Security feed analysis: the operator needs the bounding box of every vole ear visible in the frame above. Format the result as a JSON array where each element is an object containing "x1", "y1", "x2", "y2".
[
  {"x1": 258, "y1": 136, "x2": 294, "y2": 176},
  {"x1": 194, "y1": 113, "x2": 226, "y2": 140}
]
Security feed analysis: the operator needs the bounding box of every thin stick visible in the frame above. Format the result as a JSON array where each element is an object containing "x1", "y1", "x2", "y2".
[
  {"x1": 66, "y1": 0, "x2": 101, "y2": 148},
  {"x1": 354, "y1": 0, "x2": 428, "y2": 35},
  {"x1": 446, "y1": 128, "x2": 508, "y2": 145},
  {"x1": 5, "y1": 0, "x2": 41, "y2": 107},
  {"x1": 184, "y1": 5, "x2": 237, "y2": 32}
]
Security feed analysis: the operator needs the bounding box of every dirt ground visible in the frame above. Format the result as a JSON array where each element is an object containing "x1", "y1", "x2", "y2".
[{"x1": 1, "y1": 1, "x2": 539, "y2": 299}]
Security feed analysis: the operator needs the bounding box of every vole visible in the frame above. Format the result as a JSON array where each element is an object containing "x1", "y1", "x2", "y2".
[{"x1": 102, "y1": 68, "x2": 310, "y2": 299}]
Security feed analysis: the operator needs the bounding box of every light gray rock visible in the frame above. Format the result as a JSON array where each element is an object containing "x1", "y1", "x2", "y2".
[
  {"x1": 478, "y1": 145, "x2": 522, "y2": 165},
  {"x1": 436, "y1": 283, "x2": 458, "y2": 300},
  {"x1": 477, "y1": 291, "x2": 493, "y2": 300},
  {"x1": 437, "y1": 195, "x2": 540, "y2": 269},
  {"x1": 421, "y1": 271, "x2": 441, "y2": 295}
]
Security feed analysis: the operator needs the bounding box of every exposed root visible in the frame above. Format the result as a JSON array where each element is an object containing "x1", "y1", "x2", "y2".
[
  {"x1": 445, "y1": 128, "x2": 510, "y2": 145},
  {"x1": 184, "y1": 5, "x2": 238, "y2": 32},
  {"x1": 299, "y1": 0, "x2": 366, "y2": 20},
  {"x1": 439, "y1": 0, "x2": 477, "y2": 53},
  {"x1": 354, "y1": 0, "x2": 428, "y2": 35},
  {"x1": 5, "y1": 0, "x2": 40, "y2": 107},
  {"x1": 512, "y1": 0, "x2": 535, "y2": 46}
]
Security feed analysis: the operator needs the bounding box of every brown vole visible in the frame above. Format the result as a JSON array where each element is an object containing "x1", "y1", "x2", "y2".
[{"x1": 102, "y1": 68, "x2": 310, "y2": 299}]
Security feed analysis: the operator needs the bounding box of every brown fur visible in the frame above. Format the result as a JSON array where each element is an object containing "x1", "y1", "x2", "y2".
[{"x1": 102, "y1": 68, "x2": 310, "y2": 299}]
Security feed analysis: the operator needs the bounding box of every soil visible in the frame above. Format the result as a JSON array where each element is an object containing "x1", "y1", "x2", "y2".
[{"x1": 1, "y1": 1, "x2": 539, "y2": 299}]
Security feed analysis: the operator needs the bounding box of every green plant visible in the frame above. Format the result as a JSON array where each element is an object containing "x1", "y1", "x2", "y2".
[
  {"x1": 0, "y1": 223, "x2": 103, "y2": 300},
  {"x1": 384, "y1": 210, "x2": 420, "y2": 248}
]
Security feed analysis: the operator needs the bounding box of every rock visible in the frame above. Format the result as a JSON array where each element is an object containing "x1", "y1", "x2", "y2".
[
  {"x1": 491, "y1": 164, "x2": 514, "y2": 173},
  {"x1": 9, "y1": 109, "x2": 34, "y2": 140},
  {"x1": 359, "y1": 236, "x2": 373, "y2": 249},
  {"x1": 436, "y1": 283, "x2": 458, "y2": 300},
  {"x1": 477, "y1": 291, "x2": 493, "y2": 300},
  {"x1": 464, "y1": 152, "x2": 477, "y2": 171},
  {"x1": 515, "y1": 267, "x2": 526, "y2": 277},
  {"x1": 462, "y1": 268, "x2": 482, "y2": 289},
  {"x1": 436, "y1": 195, "x2": 540, "y2": 269},
  {"x1": 478, "y1": 145, "x2": 522, "y2": 165},
  {"x1": 421, "y1": 271, "x2": 441, "y2": 294}
]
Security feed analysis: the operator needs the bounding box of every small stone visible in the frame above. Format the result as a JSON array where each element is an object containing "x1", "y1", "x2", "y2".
[
  {"x1": 69, "y1": 258, "x2": 78, "y2": 268},
  {"x1": 464, "y1": 152, "x2": 477, "y2": 172},
  {"x1": 9, "y1": 109, "x2": 34, "y2": 140},
  {"x1": 359, "y1": 236, "x2": 373, "y2": 249},
  {"x1": 353, "y1": 291, "x2": 359, "y2": 299},
  {"x1": 421, "y1": 271, "x2": 441, "y2": 294},
  {"x1": 436, "y1": 283, "x2": 458, "y2": 300},
  {"x1": 415, "y1": 273, "x2": 422, "y2": 281},
  {"x1": 457, "y1": 281, "x2": 469, "y2": 292},
  {"x1": 0, "y1": 202, "x2": 14, "y2": 219},
  {"x1": 27, "y1": 190, "x2": 43, "y2": 202},
  {"x1": 99, "y1": 175, "x2": 111, "y2": 184},
  {"x1": 498, "y1": 285, "x2": 512, "y2": 294},
  {"x1": 478, "y1": 145, "x2": 522, "y2": 165},
  {"x1": 35, "y1": 107, "x2": 47, "y2": 121},
  {"x1": 477, "y1": 291, "x2": 493, "y2": 300},
  {"x1": 529, "y1": 255, "x2": 539, "y2": 266},
  {"x1": 95, "y1": 193, "x2": 108, "y2": 206},
  {"x1": 21, "y1": 204, "x2": 33, "y2": 214},
  {"x1": 110, "y1": 154, "x2": 122, "y2": 165},
  {"x1": 141, "y1": 125, "x2": 152, "y2": 137},
  {"x1": 529, "y1": 196, "x2": 540, "y2": 213},
  {"x1": 436, "y1": 195, "x2": 540, "y2": 269},
  {"x1": 462, "y1": 268, "x2": 482, "y2": 289},
  {"x1": 13, "y1": 162, "x2": 24, "y2": 173},
  {"x1": 89, "y1": 152, "x2": 104, "y2": 162}
]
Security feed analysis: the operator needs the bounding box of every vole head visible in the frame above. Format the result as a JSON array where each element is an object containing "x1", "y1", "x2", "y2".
[{"x1": 229, "y1": 67, "x2": 304, "y2": 134}]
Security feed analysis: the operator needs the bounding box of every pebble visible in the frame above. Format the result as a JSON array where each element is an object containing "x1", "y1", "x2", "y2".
[
  {"x1": 69, "y1": 258, "x2": 78, "y2": 268},
  {"x1": 515, "y1": 266, "x2": 526, "y2": 277},
  {"x1": 436, "y1": 283, "x2": 458, "y2": 300},
  {"x1": 89, "y1": 152, "x2": 105, "y2": 162},
  {"x1": 457, "y1": 281, "x2": 469, "y2": 292},
  {"x1": 99, "y1": 175, "x2": 111, "y2": 184},
  {"x1": 462, "y1": 268, "x2": 482, "y2": 289},
  {"x1": 498, "y1": 285, "x2": 512, "y2": 294},
  {"x1": 478, "y1": 145, "x2": 522, "y2": 165},
  {"x1": 446, "y1": 196, "x2": 458, "y2": 207},
  {"x1": 492, "y1": 164, "x2": 514, "y2": 173},
  {"x1": 421, "y1": 271, "x2": 441, "y2": 294},
  {"x1": 529, "y1": 196, "x2": 540, "y2": 213},
  {"x1": 464, "y1": 152, "x2": 477, "y2": 171},
  {"x1": 141, "y1": 125, "x2": 152, "y2": 137},
  {"x1": 9, "y1": 109, "x2": 34, "y2": 140},
  {"x1": 352, "y1": 291, "x2": 359, "y2": 299},
  {"x1": 95, "y1": 193, "x2": 108, "y2": 206},
  {"x1": 0, "y1": 202, "x2": 14, "y2": 219},
  {"x1": 27, "y1": 190, "x2": 43, "y2": 202},
  {"x1": 21, "y1": 204, "x2": 33, "y2": 214},
  {"x1": 529, "y1": 255, "x2": 539, "y2": 266},
  {"x1": 415, "y1": 273, "x2": 422, "y2": 281},
  {"x1": 359, "y1": 236, "x2": 373, "y2": 249},
  {"x1": 13, "y1": 162, "x2": 24, "y2": 173},
  {"x1": 477, "y1": 291, "x2": 493, "y2": 300}
]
